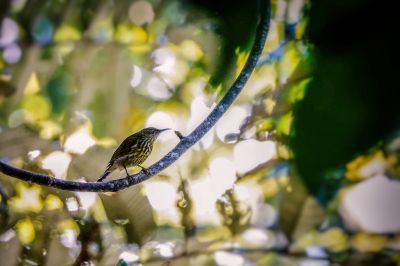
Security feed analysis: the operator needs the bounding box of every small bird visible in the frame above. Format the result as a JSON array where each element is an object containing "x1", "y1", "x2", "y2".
[{"x1": 97, "y1": 127, "x2": 169, "y2": 182}]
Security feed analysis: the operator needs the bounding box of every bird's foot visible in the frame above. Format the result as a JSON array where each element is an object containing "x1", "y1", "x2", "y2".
[
  {"x1": 138, "y1": 165, "x2": 149, "y2": 175},
  {"x1": 142, "y1": 168, "x2": 150, "y2": 175}
]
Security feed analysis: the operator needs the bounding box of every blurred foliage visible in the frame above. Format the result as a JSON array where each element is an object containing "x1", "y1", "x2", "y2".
[
  {"x1": 0, "y1": 0, "x2": 399, "y2": 265},
  {"x1": 187, "y1": 0, "x2": 261, "y2": 94}
]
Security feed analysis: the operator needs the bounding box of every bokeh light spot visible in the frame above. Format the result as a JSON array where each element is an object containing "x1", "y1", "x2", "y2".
[
  {"x1": 147, "y1": 76, "x2": 172, "y2": 100},
  {"x1": 340, "y1": 175, "x2": 400, "y2": 233},
  {"x1": 32, "y1": 16, "x2": 54, "y2": 45},
  {"x1": 234, "y1": 140, "x2": 276, "y2": 173},
  {"x1": 209, "y1": 157, "x2": 236, "y2": 192},
  {"x1": 146, "y1": 111, "x2": 177, "y2": 131},
  {"x1": 187, "y1": 96, "x2": 214, "y2": 149},
  {"x1": 143, "y1": 181, "x2": 176, "y2": 211},
  {"x1": 75, "y1": 191, "x2": 96, "y2": 211},
  {"x1": 216, "y1": 106, "x2": 249, "y2": 143},
  {"x1": 214, "y1": 251, "x2": 245, "y2": 266},
  {"x1": 3, "y1": 43, "x2": 22, "y2": 64},
  {"x1": 41, "y1": 151, "x2": 72, "y2": 179},
  {"x1": 130, "y1": 65, "x2": 142, "y2": 88},
  {"x1": 129, "y1": 1, "x2": 155, "y2": 26},
  {"x1": 0, "y1": 18, "x2": 19, "y2": 47},
  {"x1": 64, "y1": 127, "x2": 96, "y2": 154}
]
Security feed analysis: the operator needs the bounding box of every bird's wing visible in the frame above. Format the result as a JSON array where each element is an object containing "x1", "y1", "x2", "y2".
[{"x1": 109, "y1": 136, "x2": 139, "y2": 164}]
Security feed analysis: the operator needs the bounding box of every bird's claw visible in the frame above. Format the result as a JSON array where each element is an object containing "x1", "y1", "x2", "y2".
[{"x1": 142, "y1": 168, "x2": 150, "y2": 175}]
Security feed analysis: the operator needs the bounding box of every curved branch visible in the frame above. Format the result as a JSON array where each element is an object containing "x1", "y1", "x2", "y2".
[{"x1": 0, "y1": 1, "x2": 271, "y2": 192}]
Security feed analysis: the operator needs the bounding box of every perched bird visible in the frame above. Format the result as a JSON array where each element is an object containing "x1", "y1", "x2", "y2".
[{"x1": 97, "y1": 127, "x2": 169, "y2": 182}]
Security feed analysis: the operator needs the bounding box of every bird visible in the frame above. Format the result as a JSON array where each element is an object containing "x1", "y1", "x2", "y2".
[{"x1": 97, "y1": 127, "x2": 169, "y2": 182}]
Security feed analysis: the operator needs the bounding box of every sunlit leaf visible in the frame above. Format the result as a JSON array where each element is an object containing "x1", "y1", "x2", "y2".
[
  {"x1": 278, "y1": 41, "x2": 302, "y2": 84},
  {"x1": 263, "y1": 21, "x2": 284, "y2": 53},
  {"x1": 286, "y1": 78, "x2": 311, "y2": 103},
  {"x1": 8, "y1": 183, "x2": 43, "y2": 213},
  {"x1": 57, "y1": 219, "x2": 80, "y2": 234},
  {"x1": 345, "y1": 150, "x2": 387, "y2": 181},
  {"x1": 21, "y1": 94, "x2": 51, "y2": 121},
  {"x1": 235, "y1": 51, "x2": 249, "y2": 78},
  {"x1": 180, "y1": 40, "x2": 203, "y2": 62},
  {"x1": 95, "y1": 136, "x2": 116, "y2": 148},
  {"x1": 54, "y1": 24, "x2": 81, "y2": 42},
  {"x1": 38, "y1": 120, "x2": 63, "y2": 139},
  {"x1": 277, "y1": 112, "x2": 292, "y2": 136},
  {"x1": 351, "y1": 233, "x2": 387, "y2": 253},
  {"x1": 264, "y1": 97, "x2": 276, "y2": 115},
  {"x1": 24, "y1": 73, "x2": 41, "y2": 95},
  {"x1": 44, "y1": 194, "x2": 64, "y2": 210},
  {"x1": 115, "y1": 24, "x2": 148, "y2": 45},
  {"x1": 15, "y1": 218, "x2": 35, "y2": 245},
  {"x1": 261, "y1": 178, "x2": 279, "y2": 199},
  {"x1": 277, "y1": 143, "x2": 291, "y2": 159},
  {"x1": 319, "y1": 227, "x2": 349, "y2": 252},
  {"x1": 290, "y1": 229, "x2": 319, "y2": 252},
  {"x1": 257, "y1": 118, "x2": 275, "y2": 132},
  {"x1": 295, "y1": 19, "x2": 308, "y2": 40}
]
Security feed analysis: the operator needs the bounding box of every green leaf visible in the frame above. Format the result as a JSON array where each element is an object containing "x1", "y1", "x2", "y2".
[{"x1": 290, "y1": 0, "x2": 400, "y2": 203}]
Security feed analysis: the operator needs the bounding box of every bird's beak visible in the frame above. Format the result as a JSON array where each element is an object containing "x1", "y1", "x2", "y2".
[{"x1": 159, "y1": 128, "x2": 170, "y2": 132}]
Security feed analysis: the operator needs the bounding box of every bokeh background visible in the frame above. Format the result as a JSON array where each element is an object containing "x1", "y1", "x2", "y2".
[{"x1": 1, "y1": 0, "x2": 399, "y2": 265}]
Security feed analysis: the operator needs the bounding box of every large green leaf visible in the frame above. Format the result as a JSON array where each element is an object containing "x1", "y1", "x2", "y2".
[{"x1": 290, "y1": 0, "x2": 399, "y2": 203}]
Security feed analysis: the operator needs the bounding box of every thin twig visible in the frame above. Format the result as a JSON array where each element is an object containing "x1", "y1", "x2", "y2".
[{"x1": 0, "y1": 0, "x2": 271, "y2": 192}]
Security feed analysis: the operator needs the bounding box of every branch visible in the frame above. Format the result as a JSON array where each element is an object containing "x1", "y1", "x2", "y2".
[{"x1": 0, "y1": 0, "x2": 271, "y2": 192}]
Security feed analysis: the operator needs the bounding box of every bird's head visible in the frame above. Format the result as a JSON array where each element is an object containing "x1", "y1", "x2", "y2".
[{"x1": 141, "y1": 127, "x2": 170, "y2": 137}]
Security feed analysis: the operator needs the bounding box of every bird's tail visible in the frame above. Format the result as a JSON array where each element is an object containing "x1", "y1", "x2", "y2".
[{"x1": 97, "y1": 171, "x2": 111, "y2": 182}]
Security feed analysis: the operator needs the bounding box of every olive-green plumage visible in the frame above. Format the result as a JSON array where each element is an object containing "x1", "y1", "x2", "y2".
[{"x1": 97, "y1": 127, "x2": 169, "y2": 182}]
